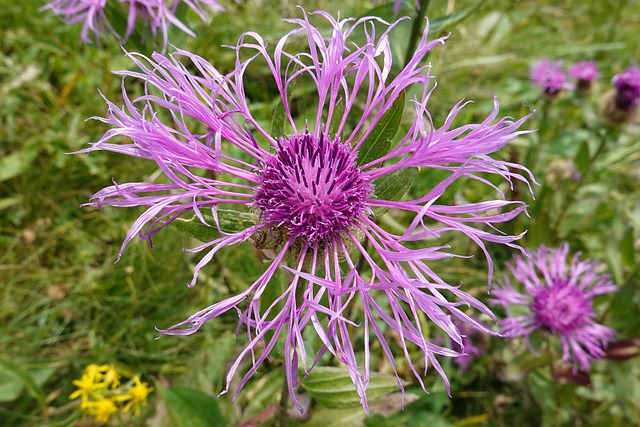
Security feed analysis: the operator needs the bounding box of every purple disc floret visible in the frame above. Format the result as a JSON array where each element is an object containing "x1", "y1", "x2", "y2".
[
  {"x1": 254, "y1": 131, "x2": 373, "y2": 244},
  {"x1": 491, "y1": 244, "x2": 616, "y2": 371},
  {"x1": 80, "y1": 10, "x2": 535, "y2": 411}
]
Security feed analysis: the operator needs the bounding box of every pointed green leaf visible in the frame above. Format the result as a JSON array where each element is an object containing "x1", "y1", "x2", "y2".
[
  {"x1": 170, "y1": 216, "x2": 220, "y2": 242},
  {"x1": 358, "y1": 0, "x2": 413, "y2": 21},
  {"x1": 574, "y1": 141, "x2": 591, "y2": 173},
  {"x1": 0, "y1": 360, "x2": 45, "y2": 409},
  {"x1": 371, "y1": 167, "x2": 420, "y2": 216},
  {"x1": 620, "y1": 227, "x2": 635, "y2": 269},
  {"x1": 606, "y1": 238, "x2": 623, "y2": 285},
  {"x1": 169, "y1": 209, "x2": 255, "y2": 242},
  {"x1": 428, "y1": 2, "x2": 483, "y2": 35},
  {"x1": 0, "y1": 370, "x2": 23, "y2": 403},
  {"x1": 357, "y1": 91, "x2": 406, "y2": 167},
  {"x1": 0, "y1": 140, "x2": 41, "y2": 182},
  {"x1": 271, "y1": 100, "x2": 287, "y2": 138},
  {"x1": 158, "y1": 385, "x2": 227, "y2": 427},
  {"x1": 301, "y1": 367, "x2": 400, "y2": 409},
  {"x1": 293, "y1": 407, "x2": 366, "y2": 427}
]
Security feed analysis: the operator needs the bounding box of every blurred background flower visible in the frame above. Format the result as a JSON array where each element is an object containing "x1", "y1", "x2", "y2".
[{"x1": 491, "y1": 244, "x2": 616, "y2": 371}]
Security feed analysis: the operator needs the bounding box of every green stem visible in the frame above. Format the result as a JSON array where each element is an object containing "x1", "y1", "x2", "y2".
[
  {"x1": 525, "y1": 97, "x2": 552, "y2": 172},
  {"x1": 547, "y1": 347, "x2": 560, "y2": 427},
  {"x1": 551, "y1": 130, "x2": 610, "y2": 236},
  {"x1": 403, "y1": 0, "x2": 432, "y2": 67},
  {"x1": 276, "y1": 370, "x2": 289, "y2": 427}
]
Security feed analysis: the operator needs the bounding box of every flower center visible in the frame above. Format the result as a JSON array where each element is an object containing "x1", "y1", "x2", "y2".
[
  {"x1": 530, "y1": 281, "x2": 594, "y2": 335},
  {"x1": 254, "y1": 131, "x2": 372, "y2": 244}
]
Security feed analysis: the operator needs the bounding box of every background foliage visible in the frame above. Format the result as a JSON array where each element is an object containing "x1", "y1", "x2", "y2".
[{"x1": 1, "y1": 0, "x2": 639, "y2": 426}]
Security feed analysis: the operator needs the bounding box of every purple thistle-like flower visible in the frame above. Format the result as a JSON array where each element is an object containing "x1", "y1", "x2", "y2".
[
  {"x1": 530, "y1": 59, "x2": 570, "y2": 96},
  {"x1": 569, "y1": 60, "x2": 600, "y2": 82},
  {"x1": 81, "y1": 10, "x2": 534, "y2": 410},
  {"x1": 42, "y1": 0, "x2": 110, "y2": 43},
  {"x1": 612, "y1": 65, "x2": 640, "y2": 111},
  {"x1": 491, "y1": 244, "x2": 616, "y2": 371},
  {"x1": 42, "y1": 0, "x2": 223, "y2": 45}
]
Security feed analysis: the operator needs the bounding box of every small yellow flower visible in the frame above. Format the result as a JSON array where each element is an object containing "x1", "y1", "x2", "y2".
[
  {"x1": 85, "y1": 364, "x2": 103, "y2": 381},
  {"x1": 98, "y1": 364, "x2": 121, "y2": 389},
  {"x1": 69, "y1": 373, "x2": 107, "y2": 407},
  {"x1": 84, "y1": 397, "x2": 118, "y2": 422},
  {"x1": 122, "y1": 375, "x2": 154, "y2": 415}
]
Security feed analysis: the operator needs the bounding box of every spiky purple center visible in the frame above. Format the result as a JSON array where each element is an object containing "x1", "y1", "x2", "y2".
[
  {"x1": 254, "y1": 131, "x2": 372, "y2": 244},
  {"x1": 530, "y1": 281, "x2": 594, "y2": 335}
]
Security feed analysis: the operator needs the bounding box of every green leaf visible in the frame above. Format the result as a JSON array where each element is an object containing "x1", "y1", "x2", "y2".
[
  {"x1": 606, "y1": 238, "x2": 623, "y2": 285},
  {"x1": 158, "y1": 385, "x2": 227, "y2": 427},
  {"x1": 357, "y1": 91, "x2": 405, "y2": 167},
  {"x1": 169, "y1": 209, "x2": 255, "y2": 242},
  {"x1": 574, "y1": 141, "x2": 591, "y2": 173},
  {"x1": 428, "y1": 2, "x2": 483, "y2": 35},
  {"x1": 0, "y1": 141, "x2": 41, "y2": 182},
  {"x1": 271, "y1": 100, "x2": 287, "y2": 138},
  {"x1": 0, "y1": 370, "x2": 23, "y2": 403},
  {"x1": 301, "y1": 367, "x2": 400, "y2": 409},
  {"x1": 620, "y1": 227, "x2": 635, "y2": 269},
  {"x1": 293, "y1": 407, "x2": 366, "y2": 427},
  {"x1": 371, "y1": 167, "x2": 420, "y2": 216},
  {"x1": 0, "y1": 197, "x2": 21, "y2": 212},
  {"x1": 0, "y1": 359, "x2": 45, "y2": 409},
  {"x1": 358, "y1": 1, "x2": 413, "y2": 22}
]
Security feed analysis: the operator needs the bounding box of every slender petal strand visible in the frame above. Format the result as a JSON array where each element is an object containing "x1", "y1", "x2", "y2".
[
  {"x1": 82, "y1": 10, "x2": 534, "y2": 409},
  {"x1": 491, "y1": 244, "x2": 616, "y2": 371}
]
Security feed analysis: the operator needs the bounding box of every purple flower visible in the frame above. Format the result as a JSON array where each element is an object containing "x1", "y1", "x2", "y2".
[
  {"x1": 81, "y1": 11, "x2": 533, "y2": 410},
  {"x1": 42, "y1": 0, "x2": 110, "y2": 43},
  {"x1": 42, "y1": 0, "x2": 223, "y2": 46},
  {"x1": 569, "y1": 60, "x2": 600, "y2": 82},
  {"x1": 491, "y1": 244, "x2": 616, "y2": 371},
  {"x1": 612, "y1": 66, "x2": 640, "y2": 111},
  {"x1": 530, "y1": 59, "x2": 570, "y2": 96}
]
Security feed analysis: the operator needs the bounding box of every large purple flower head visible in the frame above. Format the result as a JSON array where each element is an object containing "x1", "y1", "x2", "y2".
[
  {"x1": 612, "y1": 65, "x2": 640, "y2": 111},
  {"x1": 42, "y1": 0, "x2": 223, "y2": 46},
  {"x1": 491, "y1": 244, "x2": 616, "y2": 371},
  {"x1": 81, "y1": 10, "x2": 534, "y2": 410},
  {"x1": 530, "y1": 59, "x2": 570, "y2": 96}
]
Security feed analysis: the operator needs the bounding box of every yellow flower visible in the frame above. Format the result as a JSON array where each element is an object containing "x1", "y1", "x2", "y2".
[
  {"x1": 69, "y1": 372, "x2": 107, "y2": 407},
  {"x1": 85, "y1": 364, "x2": 101, "y2": 375},
  {"x1": 122, "y1": 375, "x2": 153, "y2": 415},
  {"x1": 98, "y1": 364, "x2": 120, "y2": 389},
  {"x1": 84, "y1": 397, "x2": 118, "y2": 422}
]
